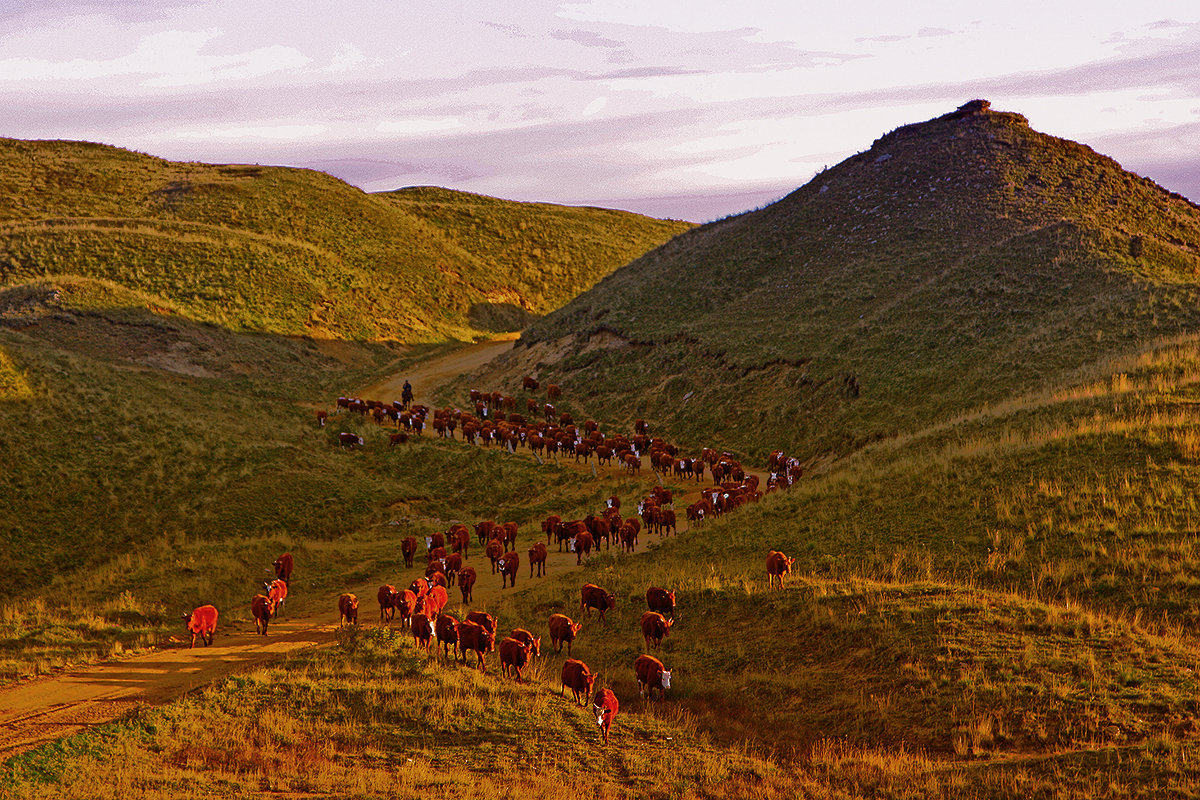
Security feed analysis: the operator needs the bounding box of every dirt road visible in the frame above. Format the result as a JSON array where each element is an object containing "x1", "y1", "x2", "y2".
[{"x1": 358, "y1": 335, "x2": 517, "y2": 403}]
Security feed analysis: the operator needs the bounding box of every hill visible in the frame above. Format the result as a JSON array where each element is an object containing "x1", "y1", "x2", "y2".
[
  {"x1": 0, "y1": 138, "x2": 692, "y2": 345},
  {"x1": 469, "y1": 101, "x2": 1200, "y2": 463}
]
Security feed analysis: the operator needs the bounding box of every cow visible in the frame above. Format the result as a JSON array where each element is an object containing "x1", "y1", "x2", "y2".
[
  {"x1": 640, "y1": 611, "x2": 673, "y2": 650},
  {"x1": 593, "y1": 688, "x2": 619, "y2": 745},
  {"x1": 499, "y1": 551, "x2": 519, "y2": 589},
  {"x1": 427, "y1": 545, "x2": 447, "y2": 565},
  {"x1": 510, "y1": 628, "x2": 541, "y2": 658},
  {"x1": 485, "y1": 538, "x2": 504, "y2": 573},
  {"x1": 547, "y1": 383, "x2": 562, "y2": 400},
  {"x1": 388, "y1": 432, "x2": 409, "y2": 447},
  {"x1": 522, "y1": 375, "x2": 540, "y2": 392},
  {"x1": 435, "y1": 613, "x2": 460, "y2": 660},
  {"x1": 315, "y1": 409, "x2": 328, "y2": 427},
  {"x1": 458, "y1": 620, "x2": 494, "y2": 671},
  {"x1": 619, "y1": 522, "x2": 638, "y2": 553},
  {"x1": 183, "y1": 605, "x2": 217, "y2": 648},
  {"x1": 273, "y1": 553, "x2": 294, "y2": 585},
  {"x1": 266, "y1": 579, "x2": 288, "y2": 616},
  {"x1": 401, "y1": 536, "x2": 417, "y2": 568},
  {"x1": 500, "y1": 521, "x2": 519, "y2": 550},
  {"x1": 542, "y1": 514, "x2": 563, "y2": 545},
  {"x1": 378, "y1": 584, "x2": 400, "y2": 622},
  {"x1": 396, "y1": 589, "x2": 418, "y2": 627},
  {"x1": 766, "y1": 550, "x2": 795, "y2": 589},
  {"x1": 572, "y1": 530, "x2": 593, "y2": 565},
  {"x1": 338, "y1": 431, "x2": 364, "y2": 449},
  {"x1": 458, "y1": 566, "x2": 477, "y2": 604},
  {"x1": 660, "y1": 509, "x2": 677, "y2": 537},
  {"x1": 498, "y1": 636, "x2": 532, "y2": 682},
  {"x1": 634, "y1": 654, "x2": 672, "y2": 700},
  {"x1": 425, "y1": 531, "x2": 445, "y2": 553},
  {"x1": 476, "y1": 520, "x2": 498, "y2": 546},
  {"x1": 561, "y1": 659, "x2": 596, "y2": 705},
  {"x1": 451, "y1": 526, "x2": 471, "y2": 558},
  {"x1": 251, "y1": 594, "x2": 275, "y2": 635},
  {"x1": 411, "y1": 612, "x2": 434, "y2": 651},
  {"x1": 418, "y1": 585, "x2": 448, "y2": 619},
  {"x1": 465, "y1": 610, "x2": 498, "y2": 638},
  {"x1": 548, "y1": 613, "x2": 583, "y2": 656},
  {"x1": 580, "y1": 584, "x2": 616, "y2": 622},
  {"x1": 443, "y1": 552, "x2": 463, "y2": 586},
  {"x1": 528, "y1": 542, "x2": 547, "y2": 578},
  {"x1": 338, "y1": 593, "x2": 359, "y2": 625},
  {"x1": 646, "y1": 587, "x2": 676, "y2": 619}
]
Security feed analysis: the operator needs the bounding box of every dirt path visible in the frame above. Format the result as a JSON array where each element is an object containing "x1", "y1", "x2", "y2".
[{"x1": 358, "y1": 335, "x2": 517, "y2": 404}]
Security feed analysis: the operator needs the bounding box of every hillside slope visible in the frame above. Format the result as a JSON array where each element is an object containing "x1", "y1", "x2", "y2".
[
  {"x1": 0, "y1": 138, "x2": 691, "y2": 344},
  {"x1": 479, "y1": 101, "x2": 1200, "y2": 461}
]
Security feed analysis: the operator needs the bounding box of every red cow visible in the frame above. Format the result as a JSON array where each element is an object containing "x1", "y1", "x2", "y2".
[
  {"x1": 476, "y1": 520, "x2": 497, "y2": 546},
  {"x1": 542, "y1": 514, "x2": 562, "y2": 544},
  {"x1": 593, "y1": 688, "x2": 619, "y2": 745},
  {"x1": 251, "y1": 594, "x2": 275, "y2": 635},
  {"x1": 419, "y1": 585, "x2": 448, "y2": 619},
  {"x1": 377, "y1": 584, "x2": 400, "y2": 621},
  {"x1": 388, "y1": 432, "x2": 409, "y2": 447},
  {"x1": 427, "y1": 546, "x2": 447, "y2": 565},
  {"x1": 443, "y1": 552, "x2": 462, "y2": 586},
  {"x1": 465, "y1": 610, "x2": 498, "y2": 639},
  {"x1": 640, "y1": 611, "x2": 673, "y2": 650},
  {"x1": 660, "y1": 509, "x2": 676, "y2": 537},
  {"x1": 411, "y1": 612, "x2": 434, "y2": 651},
  {"x1": 338, "y1": 431, "x2": 364, "y2": 449},
  {"x1": 528, "y1": 542, "x2": 548, "y2": 577},
  {"x1": 458, "y1": 566, "x2": 477, "y2": 604},
  {"x1": 425, "y1": 532, "x2": 445, "y2": 553},
  {"x1": 267, "y1": 579, "x2": 288, "y2": 616},
  {"x1": 619, "y1": 522, "x2": 638, "y2": 553},
  {"x1": 548, "y1": 613, "x2": 582, "y2": 656},
  {"x1": 580, "y1": 584, "x2": 616, "y2": 621},
  {"x1": 499, "y1": 551, "x2": 519, "y2": 588},
  {"x1": 766, "y1": 550, "x2": 795, "y2": 589},
  {"x1": 273, "y1": 553, "x2": 294, "y2": 585},
  {"x1": 402, "y1": 536, "x2": 417, "y2": 568},
  {"x1": 646, "y1": 587, "x2": 676, "y2": 619},
  {"x1": 500, "y1": 522, "x2": 519, "y2": 550},
  {"x1": 397, "y1": 589, "x2": 417, "y2": 627},
  {"x1": 547, "y1": 384, "x2": 562, "y2": 400},
  {"x1": 499, "y1": 637, "x2": 532, "y2": 682},
  {"x1": 510, "y1": 628, "x2": 541, "y2": 658},
  {"x1": 485, "y1": 539, "x2": 504, "y2": 573},
  {"x1": 458, "y1": 620, "x2": 494, "y2": 671},
  {"x1": 634, "y1": 654, "x2": 672, "y2": 700},
  {"x1": 452, "y1": 526, "x2": 471, "y2": 558},
  {"x1": 315, "y1": 409, "x2": 328, "y2": 427},
  {"x1": 522, "y1": 375, "x2": 539, "y2": 392},
  {"x1": 183, "y1": 605, "x2": 218, "y2": 648},
  {"x1": 572, "y1": 530, "x2": 593, "y2": 565},
  {"x1": 561, "y1": 659, "x2": 596, "y2": 705},
  {"x1": 338, "y1": 593, "x2": 359, "y2": 625},
  {"x1": 435, "y1": 613, "x2": 460, "y2": 660}
]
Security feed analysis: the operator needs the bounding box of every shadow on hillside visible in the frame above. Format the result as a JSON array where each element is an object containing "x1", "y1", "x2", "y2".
[{"x1": 468, "y1": 302, "x2": 539, "y2": 333}]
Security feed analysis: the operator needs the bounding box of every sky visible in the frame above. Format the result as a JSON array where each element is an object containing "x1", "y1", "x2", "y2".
[{"x1": 4, "y1": 1, "x2": 1200, "y2": 222}]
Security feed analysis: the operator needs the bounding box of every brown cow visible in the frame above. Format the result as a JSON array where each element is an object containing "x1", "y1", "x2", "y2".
[
  {"x1": 766, "y1": 550, "x2": 795, "y2": 589},
  {"x1": 316, "y1": 409, "x2": 328, "y2": 427},
  {"x1": 634, "y1": 654, "x2": 672, "y2": 700},
  {"x1": 561, "y1": 659, "x2": 596, "y2": 705},
  {"x1": 498, "y1": 637, "x2": 532, "y2": 682},
  {"x1": 510, "y1": 628, "x2": 541, "y2": 658},
  {"x1": 273, "y1": 553, "x2": 294, "y2": 585},
  {"x1": 485, "y1": 538, "x2": 504, "y2": 573},
  {"x1": 547, "y1": 383, "x2": 562, "y2": 400},
  {"x1": 411, "y1": 612, "x2": 434, "y2": 651},
  {"x1": 338, "y1": 593, "x2": 359, "y2": 625},
  {"x1": 396, "y1": 589, "x2": 418, "y2": 627},
  {"x1": 580, "y1": 584, "x2": 616, "y2": 621},
  {"x1": 252, "y1": 594, "x2": 276, "y2": 635},
  {"x1": 476, "y1": 519, "x2": 497, "y2": 546},
  {"x1": 500, "y1": 521, "x2": 519, "y2": 550},
  {"x1": 377, "y1": 584, "x2": 400, "y2": 621},
  {"x1": 528, "y1": 541, "x2": 548, "y2": 578},
  {"x1": 458, "y1": 566, "x2": 477, "y2": 604},
  {"x1": 640, "y1": 611, "x2": 673, "y2": 650},
  {"x1": 458, "y1": 620, "x2": 494, "y2": 671},
  {"x1": 646, "y1": 587, "x2": 676, "y2": 619},
  {"x1": 435, "y1": 613, "x2": 460, "y2": 660},
  {"x1": 451, "y1": 526, "x2": 471, "y2": 558},
  {"x1": 522, "y1": 375, "x2": 540, "y2": 392},
  {"x1": 548, "y1": 613, "x2": 582, "y2": 656},
  {"x1": 401, "y1": 536, "x2": 417, "y2": 568},
  {"x1": 419, "y1": 585, "x2": 448, "y2": 619},
  {"x1": 465, "y1": 610, "x2": 497, "y2": 637},
  {"x1": 266, "y1": 579, "x2": 288, "y2": 616},
  {"x1": 338, "y1": 431, "x2": 364, "y2": 449},
  {"x1": 572, "y1": 530, "x2": 594, "y2": 565},
  {"x1": 499, "y1": 551, "x2": 519, "y2": 589},
  {"x1": 389, "y1": 432, "x2": 409, "y2": 447},
  {"x1": 619, "y1": 522, "x2": 638, "y2": 553},
  {"x1": 425, "y1": 531, "x2": 445, "y2": 553},
  {"x1": 183, "y1": 605, "x2": 218, "y2": 648},
  {"x1": 593, "y1": 688, "x2": 619, "y2": 745}
]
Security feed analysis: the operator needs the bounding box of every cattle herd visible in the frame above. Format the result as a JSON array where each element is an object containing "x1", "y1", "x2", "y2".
[{"x1": 183, "y1": 376, "x2": 804, "y2": 745}]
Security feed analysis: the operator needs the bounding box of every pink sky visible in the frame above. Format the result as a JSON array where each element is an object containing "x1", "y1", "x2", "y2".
[{"x1": 5, "y1": 1, "x2": 1200, "y2": 221}]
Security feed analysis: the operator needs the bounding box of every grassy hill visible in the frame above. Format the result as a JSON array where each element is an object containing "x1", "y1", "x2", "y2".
[
  {"x1": 0, "y1": 138, "x2": 691, "y2": 343},
  {"x1": 474, "y1": 101, "x2": 1200, "y2": 463}
]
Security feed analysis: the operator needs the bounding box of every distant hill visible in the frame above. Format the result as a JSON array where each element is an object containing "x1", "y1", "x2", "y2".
[
  {"x1": 0, "y1": 139, "x2": 692, "y2": 345},
  {"x1": 472, "y1": 101, "x2": 1200, "y2": 461}
]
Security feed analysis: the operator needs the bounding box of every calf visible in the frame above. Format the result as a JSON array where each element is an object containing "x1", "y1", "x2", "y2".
[
  {"x1": 458, "y1": 620, "x2": 494, "y2": 671},
  {"x1": 593, "y1": 688, "x2": 619, "y2": 745},
  {"x1": 561, "y1": 659, "x2": 596, "y2": 705},
  {"x1": 510, "y1": 628, "x2": 541, "y2": 658},
  {"x1": 273, "y1": 552, "x2": 294, "y2": 585},
  {"x1": 458, "y1": 566, "x2": 477, "y2": 604},
  {"x1": 528, "y1": 541, "x2": 547, "y2": 578},
  {"x1": 499, "y1": 551, "x2": 519, "y2": 588},
  {"x1": 646, "y1": 587, "x2": 676, "y2": 619},
  {"x1": 338, "y1": 593, "x2": 359, "y2": 625},
  {"x1": 183, "y1": 604, "x2": 218, "y2": 648},
  {"x1": 499, "y1": 636, "x2": 532, "y2": 682},
  {"x1": 634, "y1": 654, "x2": 672, "y2": 700},
  {"x1": 401, "y1": 536, "x2": 417, "y2": 568},
  {"x1": 580, "y1": 583, "x2": 616, "y2": 622},
  {"x1": 548, "y1": 613, "x2": 582, "y2": 656},
  {"x1": 252, "y1": 594, "x2": 275, "y2": 636},
  {"x1": 640, "y1": 611, "x2": 673, "y2": 650},
  {"x1": 377, "y1": 584, "x2": 400, "y2": 622},
  {"x1": 766, "y1": 550, "x2": 795, "y2": 589}
]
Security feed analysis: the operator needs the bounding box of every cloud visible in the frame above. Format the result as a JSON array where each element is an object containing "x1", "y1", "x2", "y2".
[
  {"x1": 550, "y1": 28, "x2": 623, "y2": 49},
  {"x1": 917, "y1": 27, "x2": 954, "y2": 38}
]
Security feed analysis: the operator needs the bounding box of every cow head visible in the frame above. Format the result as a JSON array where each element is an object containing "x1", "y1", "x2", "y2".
[
  {"x1": 605, "y1": 593, "x2": 616, "y2": 610},
  {"x1": 530, "y1": 635, "x2": 542, "y2": 657},
  {"x1": 571, "y1": 621, "x2": 583, "y2": 636},
  {"x1": 594, "y1": 702, "x2": 609, "y2": 726},
  {"x1": 660, "y1": 669, "x2": 672, "y2": 689}
]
